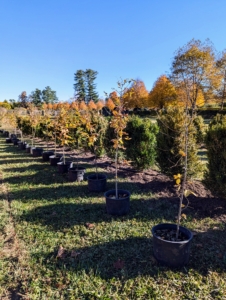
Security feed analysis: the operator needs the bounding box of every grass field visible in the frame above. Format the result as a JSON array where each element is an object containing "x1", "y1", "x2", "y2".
[{"x1": 0, "y1": 136, "x2": 226, "y2": 299}]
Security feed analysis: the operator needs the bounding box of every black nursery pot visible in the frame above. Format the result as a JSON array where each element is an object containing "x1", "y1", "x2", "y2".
[
  {"x1": 5, "y1": 138, "x2": 12, "y2": 143},
  {"x1": 18, "y1": 141, "x2": 26, "y2": 150},
  {"x1": 13, "y1": 138, "x2": 19, "y2": 146},
  {"x1": 151, "y1": 223, "x2": 193, "y2": 268},
  {"x1": 49, "y1": 155, "x2": 61, "y2": 166},
  {"x1": 42, "y1": 151, "x2": 54, "y2": 161},
  {"x1": 57, "y1": 161, "x2": 72, "y2": 174},
  {"x1": 32, "y1": 147, "x2": 43, "y2": 157},
  {"x1": 68, "y1": 167, "x2": 86, "y2": 182},
  {"x1": 104, "y1": 189, "x2": 130, "y2": 216},
  {"x1": 26, "y1": 145, "x2": 31, "y2": 153},
  {"x1": 87, "y1": 173, "x2": 107, "y2": 192}
]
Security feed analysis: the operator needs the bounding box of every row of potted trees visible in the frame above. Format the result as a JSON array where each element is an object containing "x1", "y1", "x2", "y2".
[{"x1": 1, "y1": 79, "x2": 196, "y2": 268}]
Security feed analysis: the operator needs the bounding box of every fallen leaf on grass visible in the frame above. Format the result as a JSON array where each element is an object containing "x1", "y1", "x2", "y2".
[
  {"x1": 56, "y1": 245, "x2": 66, "y2": 259},
  {"x1": 113, "y1": 259, "x2": 124, "y2": 269},
  {"x1": 196, "y1": 243, "x2": 203, "y2": 248},
  {"x1": 85, "y1": 223, "x2": 95, "y2": 229}
]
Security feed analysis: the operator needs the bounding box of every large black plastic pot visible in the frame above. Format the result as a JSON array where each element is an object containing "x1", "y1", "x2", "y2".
[
  {"x1": 13, "y1": 138, "x2": 19, "y2": 146},
  {"x1": 32, "y1": 147, "x2": 43, "y2": 157},
  {"x1": 104, "y1": 189, "x2": 130, "y2": 216},
  {"x1": 49, "y1": 155, "x2": 62, "y2": 166},
  {"x1": 68, "y1": 167, "x2": 86, "y2": 182},
  {"x1": 42, "y1": 151, "x2": 54, "y2": 161},
  {"x1": 26, "y1": 145, "x2": 31, "y2": 153},
  {"x1": 151, "y1": 223, "x2": 193, "y2": 267},
  {"x1": 18, "y1": 141, "x2": 26, "y2": 150},
  {"x1": 6, "y1": 138, "x2": 12, "y2": 143},
  {"x1": 87, "y1": 173, "x2": 107, "y2": 192},
  {"x1": 57, "y1": 161, "x2": 72, "y2": 174}
]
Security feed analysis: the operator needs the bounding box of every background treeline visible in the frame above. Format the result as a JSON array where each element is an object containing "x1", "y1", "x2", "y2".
[{"x1": 1, "y1": 39, "x2": 226, "y2": 112}]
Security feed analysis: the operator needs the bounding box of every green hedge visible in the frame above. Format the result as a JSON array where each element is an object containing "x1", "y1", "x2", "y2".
[
  {"x1": 204, "y1": 114, "x2": 226, "y2": 197},
  {"x1": 124, "y1": 115, "x2": 158, "y2": 170},
  {"x1": 156, "y1": 107, "x2": 203, "y2": 178}
]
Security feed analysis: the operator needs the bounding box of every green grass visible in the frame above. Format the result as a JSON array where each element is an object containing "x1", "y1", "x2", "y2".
[{"x1": 0, "y1": 137, "x2": 226, "y2": 299}]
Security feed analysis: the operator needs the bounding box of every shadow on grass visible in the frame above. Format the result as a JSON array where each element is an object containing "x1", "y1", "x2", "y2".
[
  {"x1": 18, "y1": 197, "x2": 176, "y2": 230},
  {"x1": 32, "y1": 237, "x2": 159, "y2": 280},
  {"x1": 31, "y1": 227, "x2": 226, "y2": 280}
]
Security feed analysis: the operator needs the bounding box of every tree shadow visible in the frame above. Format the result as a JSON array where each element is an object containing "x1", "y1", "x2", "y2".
[{"x1": 30, "y1": 227, "x2": 226, "y2": 281}]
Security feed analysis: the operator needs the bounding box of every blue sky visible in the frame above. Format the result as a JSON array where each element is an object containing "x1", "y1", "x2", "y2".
[{"x1": 0, "y1": 0, "x2": 226, "y2": 102}]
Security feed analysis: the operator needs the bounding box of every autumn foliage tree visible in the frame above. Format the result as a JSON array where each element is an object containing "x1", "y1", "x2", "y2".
[
  {"x1": 170, "y1": 39, "x2": 218, "y2": 112},
  {"x1": 148, "y1": 75, "x2": 177, "y2": 109},
  {"x1": 123, "y1": 80, "x2": 149, "y2": 109}
]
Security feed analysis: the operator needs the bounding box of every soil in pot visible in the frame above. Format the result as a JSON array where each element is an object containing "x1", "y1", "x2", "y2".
[
  {"x1": 42, "y1": 151, "x2": 54, "y2": 162},
  {"x1": 104, "y1": 189, "x2": 130, "y2": 216},
  {"x1": 32, "y1": 147, "x2": 43, "y2": 157},
  {"x1": 87, "y1": 173, "x2": 107, "y2": 192},
  {"x1": 68, "y1": 167, "x2": 86, "y2": 182},
  {"x1": 49, "y1": 155, "x2": 62, "y2": 166},
  {"x1": 57, "y1": 161, "x2": 72, "y2": 174},
  {"x1": 152, "y1": 223, "x2": 193, "y2": 268}
]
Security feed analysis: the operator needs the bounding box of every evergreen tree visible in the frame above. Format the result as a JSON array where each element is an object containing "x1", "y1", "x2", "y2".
[
  {"x1": 42, "y1": 86, "x2": 58, "y2": 104},
  {"x1": 74, "y1": 70, "x2": 86, "y2": 102},
  {"x1": 30, "y1": 88, "x2": 42, "y2": 107},
  {"x1": 85, "y1": 69, "x2": 99, "y2": 103}
]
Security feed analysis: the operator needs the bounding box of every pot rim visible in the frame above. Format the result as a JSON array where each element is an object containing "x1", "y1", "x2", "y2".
[
  {"x1": 104, "y1": 189, "x2": 131, "y2": 198},
  {"x1": 151, "y1": 223, "x2": 193, "y2": 244},
  {"x1": 87, "y1": 173, "x2": 107, "y2": 180}
]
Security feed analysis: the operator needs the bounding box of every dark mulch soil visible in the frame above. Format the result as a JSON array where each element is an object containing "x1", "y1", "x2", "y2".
[{"x1": 37, "y1": 138, "x2": 226, "y2": 222}]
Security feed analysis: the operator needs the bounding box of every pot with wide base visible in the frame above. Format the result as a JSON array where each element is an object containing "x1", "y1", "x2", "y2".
[
  {"x1": 151, "y1": 223, "x2": 193, "y2": 268},
  {"x1": 49, "y1": 154, "x2": 62, "y2": 166},
  {"x1": 31, "y1": 147, "x2": 43, "y2": 157},
  {"x1": 57, "y1": 161, "x2": 72, "y2": 174},
  {"x1": 87, "y1": 173, "x2": 107, "y2": 192},
  {"x1": 42, "y1": 151, "x2": 54, "y2": 162},
  {"x1": 68, "y1": 166, "x2": 86, "y2": 182},
  {"x1": 104, "y1": 189, "x2": 130, "y2": 216}
]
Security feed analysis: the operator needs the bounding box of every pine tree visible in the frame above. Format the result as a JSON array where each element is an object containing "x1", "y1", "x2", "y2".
[
  {"x1": 42, "y1": 86, "x2": 58, "y2": 104},
  {"x1": 30, "y1": 88, "x2": 42, "y2": 107},
  {"x1": 85, "y1": 69, "x2": 99, "y2": 103},
  {"x1": 74, "y1": 70, "x2": 86, "y2": 102}
]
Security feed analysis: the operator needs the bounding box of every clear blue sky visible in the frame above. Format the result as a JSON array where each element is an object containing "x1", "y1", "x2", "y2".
[{"x1": 0, "y1": 0, "x2": 226, "y2": 102}]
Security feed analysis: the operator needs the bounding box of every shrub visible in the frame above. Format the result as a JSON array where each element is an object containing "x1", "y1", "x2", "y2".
[
  {"x1": 204, "y1": 114, "x2": 226, "y2": 197},
  {"x1": 124, "y1": 115, "x2": 158, "y2": 170},
  {"x1": 16, "y1": 116, "x2": 32, "y2": 135},
  {"x1": 156, "y1": 107, "x2": 203, "y2": 178},
  {"x1": 193, "y1": 115, "x2": 206, "y2": 144},
  {"x1": 87, "y1": 113, "x2": 108, "y2": 157}
]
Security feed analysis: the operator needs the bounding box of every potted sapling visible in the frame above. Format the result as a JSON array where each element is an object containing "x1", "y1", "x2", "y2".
[
  {"x1": 55, "y1": 108, "x2": 73, "y2": 173},
  {"x1": 104, "y1": 79, "x2": 133, "y2": 215},
  {"x1": 27, "y1": 103, "x2": 43, "y2": 156},
  {"x1": 41, "y1": 109, "x2": 54, "y2": 161},
  {"x1": 86, "y1": 108, "x2": 108, "y2": 192},
  {"x1": 67, "y1": 108, "x2": 87, "y2": 182}
]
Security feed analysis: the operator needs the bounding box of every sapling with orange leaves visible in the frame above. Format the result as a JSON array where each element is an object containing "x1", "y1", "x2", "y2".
[{"x1": 105, "y1": 78, "x2": 135, "y2": 198}]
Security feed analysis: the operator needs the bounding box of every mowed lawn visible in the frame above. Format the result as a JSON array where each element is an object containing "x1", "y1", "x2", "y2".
[{"x1": 0, "y1": 137, "x2": 226, "y2": 299}]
